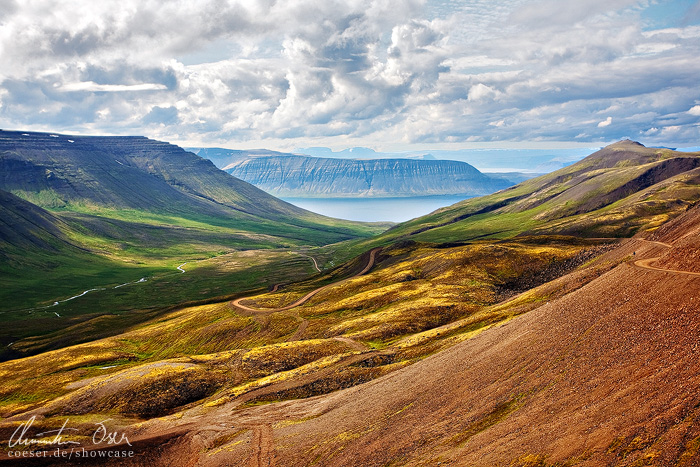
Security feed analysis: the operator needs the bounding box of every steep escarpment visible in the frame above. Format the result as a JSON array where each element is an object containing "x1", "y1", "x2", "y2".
[
  {"x1": 0, "y1": 130, "x2": 384, "y2": 237},
  {"x1": 222, "y1": 155, "x2": 512, "y2": 197},
  {"x1": 0, "y1": 189, "x2": 72, "y2": 254},
  {"x1": 0, "y1": 131, "x2": 302, "y2": 218}
]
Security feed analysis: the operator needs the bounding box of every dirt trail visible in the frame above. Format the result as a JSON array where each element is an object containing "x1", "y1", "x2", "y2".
[
  {"x1": 333, "y1": 336, "x2": 369, "y2": 351},
  {"x1": 633, "y1": 257, "x2": 700, "y2": 277},
  {"x1": 640, "y1": 239, "x2": 674, "y2": 248},
  {"x1": 301, "y1": 254, "x2": 322, "y2": 273},
  {"x1": 289, "y1": 316, "x2": 308, "y2": 341},
  {"x1": 232, "y1": 248, "x2": 381, "y2": 313},
  {"x1": 632, "y1": 239, "x2": 700, "y2": 277},
  {"x1": 247, "y1": 424, "x2": 275, "y2": 467}
]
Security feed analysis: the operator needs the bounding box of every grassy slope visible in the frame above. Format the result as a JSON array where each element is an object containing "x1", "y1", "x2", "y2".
[
  {"x1": 0, "y1": 130, "x2": 388, "y2": 350},
  {"x1": 0, "y1": 236, "x2": 615, "y2": 419},
  {"x1": 303, "y1": 142, "x2": 700, "y2": 274},
  {"x1": 4, "y1": 140, "x2": 698, "y2": 337},
  {"x1": 3, "y1": 140, "x2": 700, "y2": 457},
  {"x1": 348, "y1": 141, "x2": 700, "y2": 246},
  {"x1": 0, "y1": 130, "x2": 385, "y2": 241}
]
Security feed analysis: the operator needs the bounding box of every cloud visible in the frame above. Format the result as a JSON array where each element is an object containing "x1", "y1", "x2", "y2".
[
  {"x1": 508, "y1": 0, "x2": 640, "y2": 28},
  {"x1": 59, "y1": 82, "x2": 168, "y2": 92},
  {"x1": 468, "y1": 83, "x2": 499, "y2": 101},
  {"x1": 0, "y1": 0, "x2": 699, "y2": 147},
  {"x1": 0, "y1": 0, "x2": 18, "y2": 21},
  {"x1": 598, "y1": 116, "x2": 613, "y2": 128},
  {"x1": 142, "y1": 106, "x2": 178, "y2": 125}
]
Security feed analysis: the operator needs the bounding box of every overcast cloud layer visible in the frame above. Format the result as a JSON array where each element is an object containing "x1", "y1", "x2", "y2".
[{"x1": 0, "y1": 0, "x2": 699, "y2": 150}]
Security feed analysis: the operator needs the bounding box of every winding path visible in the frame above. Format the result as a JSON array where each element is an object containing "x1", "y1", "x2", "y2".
[
  {"x1": 232, "y1": 248, "x2": 381, "y2": 313},
  {"x1": 631, "y1": 239, "x2": 700, "y2": 277},
  {"x1": 633, "y1": 257, "x2": 700, "y2": 277},
  {"x1": 301, "y1": 254, "x2": 322, "y2": 273},
  {"x1": 639, "y1": 239, "x2": 673, "y2": 248},
  {"x1": 333, "y1": 336, "x2": 369, "y2": 351}
]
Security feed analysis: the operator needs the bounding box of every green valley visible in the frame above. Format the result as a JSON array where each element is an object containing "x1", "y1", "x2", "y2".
[{"x1": 0, "y1": 130, "x2": 388, "y2": 356}]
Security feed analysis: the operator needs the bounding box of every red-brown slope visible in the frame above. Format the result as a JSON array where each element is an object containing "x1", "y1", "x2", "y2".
[
  {"x1": 651, "y1": 203, "x2": 700, "y2": 273},
  {"x1": 199, "y1": 241, "x2": 700, "y2": 466}
]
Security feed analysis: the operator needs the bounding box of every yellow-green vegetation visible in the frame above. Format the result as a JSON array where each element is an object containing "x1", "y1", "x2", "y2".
[
  {"x1": 448, "y1": 394, "x2": 528, "y2": 447},
  {"x1": 0, "y1": 236, "x2": 617, "y2": 428},
  {"x1": 359, "y1": 143, "x2": 700, "y2": 247},
  {"x1": 0, "y1": 247, "x2": 363, "y2": 360},
  {"x1": 0, "y1": 132, "x2": 389, "y2": 354}
]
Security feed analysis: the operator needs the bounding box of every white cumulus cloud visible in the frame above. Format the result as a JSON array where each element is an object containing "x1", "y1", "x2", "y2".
[
  {"x1": 0, "y1": 0, "x2": 699, "y2": 147},
  {"x1": 598, "y1": 116, "x2": 613, "y2": 128}
]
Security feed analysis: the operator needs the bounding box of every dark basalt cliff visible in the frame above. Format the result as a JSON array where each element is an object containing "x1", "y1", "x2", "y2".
[{"x1": 222, "y1": 155, "x2": 512, "y2": 197}]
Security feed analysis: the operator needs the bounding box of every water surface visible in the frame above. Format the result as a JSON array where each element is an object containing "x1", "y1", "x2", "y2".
[{"x1": 282, "y1": 195, "x2": 474, "y2": 223}]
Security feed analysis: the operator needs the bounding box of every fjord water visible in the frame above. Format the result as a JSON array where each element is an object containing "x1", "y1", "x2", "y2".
[{"x1": 281, "y1": 195, "x2": 474, "y2": 222}]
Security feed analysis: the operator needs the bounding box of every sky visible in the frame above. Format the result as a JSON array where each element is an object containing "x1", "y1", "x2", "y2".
[{"x1": 0, "y1": 0, "x2": 699, "y2": 152}]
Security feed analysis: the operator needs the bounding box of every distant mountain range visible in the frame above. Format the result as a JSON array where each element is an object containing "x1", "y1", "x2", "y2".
[
  {"x1": 188, "y1": 148, "x2": 513, "y2": 198},
  {"x1": 293, "y1": 145, "x2": 597, "y2": 172},
  {"x1": 0, "y1": 131, "x2": 376, "y2": 236}
]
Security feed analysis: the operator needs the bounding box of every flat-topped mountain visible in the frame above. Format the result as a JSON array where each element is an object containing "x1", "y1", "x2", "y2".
[
  {"x1": 190, "y1": 148, "x2": 512, "y2": 197},
  {"x1": 0, "y1": 131, "x2": 379, "y2": 237},
  {"x1": 2, "y1": 132, "x2": 300, "y2": 217}
]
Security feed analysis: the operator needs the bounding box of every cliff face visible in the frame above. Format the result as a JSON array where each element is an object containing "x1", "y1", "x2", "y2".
[{"x1": 223, "y1": 155, "x2": 512, "y2": 197}]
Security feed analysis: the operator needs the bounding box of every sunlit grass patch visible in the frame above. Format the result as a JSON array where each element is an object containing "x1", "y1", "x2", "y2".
[
  {"x1": 207, "y1": 353, "x2": 352, "y2": 407},
  {"x1": 240, "y1": 339, "x2": 350, "y2": 378},
  {"x1": 47, "y1": 361, "x2": 225, "y2": 418},
  {"x1": 0, "y1": 233, "x2": 617, "y2": 422}
]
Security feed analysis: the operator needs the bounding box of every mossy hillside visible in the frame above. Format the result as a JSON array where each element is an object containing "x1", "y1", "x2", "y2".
[
  {"x1": 3, "y1": 140, "x2": 697, "y2": 433},
  {"x1": 33, "y1": 140, "x2": 687, "y2": 336},
  {"x1": 0, "y1": 237, "x2": 614, "y2": 422},
  {"x1": 0, "y1": 247, "x2": 339, "y2": 359},
  {"x1": 1, "y1": 241, "x2": 405, "y2": 361},
  {"x1": 0, "y1": 202, "x2": 387, "y2": 315},
  {"x1": 365, "y1": 145, "x2": 700, "y2": 246}
]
